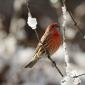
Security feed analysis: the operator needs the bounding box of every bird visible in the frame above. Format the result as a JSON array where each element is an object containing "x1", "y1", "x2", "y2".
[{"x1": 25, "y1": 23, "x2": 62, "y2": 68}]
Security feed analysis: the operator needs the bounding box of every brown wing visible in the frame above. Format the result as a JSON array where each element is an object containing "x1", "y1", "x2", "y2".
[{"x1": 33, "y1": 28, "x2": 51, "y2": 59}]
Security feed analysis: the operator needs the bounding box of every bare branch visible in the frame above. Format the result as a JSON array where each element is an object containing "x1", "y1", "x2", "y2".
[{"x1": 64, "y1": 0, "x2": 85, "y2": 39}]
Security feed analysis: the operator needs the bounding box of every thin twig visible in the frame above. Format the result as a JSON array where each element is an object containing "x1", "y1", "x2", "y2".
[
  {"x1": 26, "y1": 0, "x2": 30, "y2": 13},
  {"x1": 64, "y1": 0, "x2": 84, "y2": 39},
  {"x1": 48, "y1": 55, "x2": 64, "y2": 77},
  {"x1": 73, "y1": 73, "x2": 85, "y2": 78},
  {"x1": 34, "y1": 29, "x2": 40, "y2": 41},
  {"x1": 68, "y1": 10, "x2": 84, "y2": 38}
]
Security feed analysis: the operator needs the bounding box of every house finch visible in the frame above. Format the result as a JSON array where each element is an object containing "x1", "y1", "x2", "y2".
[{"x1": 25, "y1": 23, "x2": 62, "y2": 68}]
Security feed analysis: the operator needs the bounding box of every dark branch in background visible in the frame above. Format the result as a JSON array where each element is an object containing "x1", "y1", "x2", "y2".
[
  {"x1": 60, "y1": 0, "x2": 85, "y2": 39},
  {"x1": 73, "y1": 73, "x2": 85, "y2": 78},
  {"x1": 26, "y1": 0, "x2": 63, "y2": 77},
  {"x1": 66, "y1": 6, "x2": 85, "y2": 39}
]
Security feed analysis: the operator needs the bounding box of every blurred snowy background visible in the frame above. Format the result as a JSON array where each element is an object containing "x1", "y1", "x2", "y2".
[{"x1": 0, "y1": 0, "x2": 85, "y2": 85}]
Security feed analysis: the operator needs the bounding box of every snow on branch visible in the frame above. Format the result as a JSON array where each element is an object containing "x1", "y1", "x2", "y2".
[
  {"x1": 27, "y1": 12, "x2": 37, "y2": 30},
  {"x1": 26, "y1": 0, "x2": 40, "y2": 41},
  {"x1": 61, "y1": 0, "x2": 84, "y2": 85}
]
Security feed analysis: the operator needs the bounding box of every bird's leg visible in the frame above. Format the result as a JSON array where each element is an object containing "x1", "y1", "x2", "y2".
[{"x1": 47, "y1": 54, "x2": 63, "y2": 77}]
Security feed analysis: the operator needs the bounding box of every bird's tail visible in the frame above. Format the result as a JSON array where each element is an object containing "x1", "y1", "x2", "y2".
[
  {"x1": 24, "y1": 58, "x2": 38, "y2": 68},
  {"x1": 25, "y1": 46, "x2": 42, "y2": 68}
]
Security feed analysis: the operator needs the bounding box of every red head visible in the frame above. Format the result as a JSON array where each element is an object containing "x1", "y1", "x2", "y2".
[
  {"x1": 50, "y1": 23, "x2": 59, "y2": 29},
  {"x1": 47, "y1": 23, "x2": 60, "y2": 34}
]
